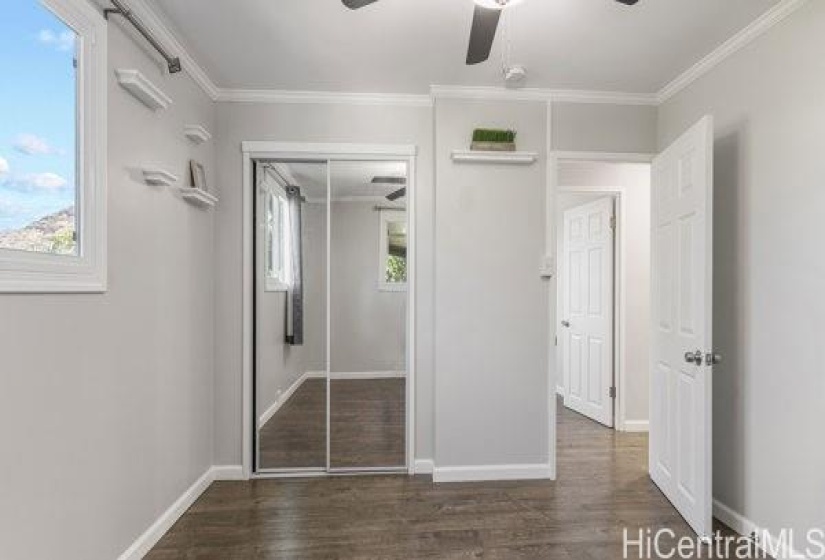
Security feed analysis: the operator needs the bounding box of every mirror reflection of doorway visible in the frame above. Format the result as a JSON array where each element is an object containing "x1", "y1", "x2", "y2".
[{"x1": 253, "y1": 157, "x2": 409, "y2": 474}]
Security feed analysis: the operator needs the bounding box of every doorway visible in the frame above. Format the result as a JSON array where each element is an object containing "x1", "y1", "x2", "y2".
[
  {"x1": 551, "y1": 116, "x2": 716, "y2": 538},
  {"x1": 241, "y1": 143, "x2": 417, "y2": 478},
  {"x1": 554, "y1": 159, "x2": 652, "y2": 433}
]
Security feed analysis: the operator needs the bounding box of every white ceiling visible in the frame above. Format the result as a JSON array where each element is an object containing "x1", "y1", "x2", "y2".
[
  {"x1": 152, "y1": 0, "x2": 777, "y2": 94},
  {"x1": 271, "y1": 161, "x2": 408, "y2": 201}
]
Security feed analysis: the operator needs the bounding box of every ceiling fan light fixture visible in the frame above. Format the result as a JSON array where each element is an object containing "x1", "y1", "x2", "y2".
[{"x1": 474, "y1": 0, "x2": 524, "y2": 10}]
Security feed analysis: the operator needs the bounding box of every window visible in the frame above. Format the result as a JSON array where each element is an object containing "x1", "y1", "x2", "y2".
[
  {"x1": 264, "y1": 187, "x2": 290, "y2": 292},
  {"x1": 0, "y1": 0, "x2": 107, "y2": 292},
  {"x1": 379, "y1": 210, "x2": 407, "y2": 291}
]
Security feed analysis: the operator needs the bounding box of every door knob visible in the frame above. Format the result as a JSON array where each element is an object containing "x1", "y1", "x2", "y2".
[
  {"x1": 561, "y1": 320, "x2": 571, "y2": 328},
  {"x1": 705, "y1": 353, "x2": 722, "y2": 366},
  {"x1": 684, "y1": 350, "x2": 703, "y2": 365}
]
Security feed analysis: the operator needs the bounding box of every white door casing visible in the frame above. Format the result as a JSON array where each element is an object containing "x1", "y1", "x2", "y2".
[
  {"x1": 562, "y1": 197, "x2": 615, "y2": 428},
  {"x1": 649, "y1": 115, "x2": 714, "y2": 538}
]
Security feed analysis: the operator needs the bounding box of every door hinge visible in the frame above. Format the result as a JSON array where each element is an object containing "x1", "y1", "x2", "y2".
[
  {"x1": 609, "y1": 216, "x2": 616, "y2": 230},
  {"x1": 609, "y1": 386, "x2": 616, "y2": 399},
  {"x1": 554, "y1": 335, "x2": 558, "y2": 346}
]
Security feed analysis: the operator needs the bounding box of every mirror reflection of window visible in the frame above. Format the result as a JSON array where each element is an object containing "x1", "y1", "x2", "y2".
[
  {"x1": 265, "y1": 188, "x2": 289, "y2": 292},
  {"x1": 380, "y1": 210, "x2": 407, "y2": 289}
]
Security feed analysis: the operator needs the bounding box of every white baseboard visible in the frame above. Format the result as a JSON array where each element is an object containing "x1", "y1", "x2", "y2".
[
  {"x1": 257, "y1": 399, "x2": 281, "y2": 430},
  {"x1": 621, "y1": 420, "x2": 649, "y2": 433},
  {"x1": 414, "y1": 459, "x2": 434, "y2": 474},
  {"x1": 212, "y1": 465, "x2": 245, "y2": 481},
  {"x1": 329, "y1": 371, "x2": 407, "y2": 380},
  {"x1": 258, "y1": 371, "x2": 326, "y2": 428},
  {"x1": 118, "y1": 465, "x2": 246, "y2": 559},
  {"x1": 433, "y1": 463, "x2": 553, "y2": 483},
  {"x1": 713, "y1": 499, "x2": 807, "y2": 560}
]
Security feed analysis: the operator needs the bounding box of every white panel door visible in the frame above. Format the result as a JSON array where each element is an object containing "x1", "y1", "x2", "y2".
[
  {"x1": 650, "y1": 115, "x2": 714, "y2": 538},
  {"x1": 561, "y1": 197, "x2": 615, "y2": 428}
]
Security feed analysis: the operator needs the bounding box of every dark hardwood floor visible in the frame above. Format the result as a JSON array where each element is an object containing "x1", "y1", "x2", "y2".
[
  {"x1": 330, "y1": 378, "x2": 406, "y2": 469},
  {"x1": 259, "y1": 379, "x2": 327, "y2": 470},
  {"x1": 148, "y1": 399, "x2": 754, "y2": 559},
  {"x1": 259, "y1": 378, "x2": 406, "y2": 470}
]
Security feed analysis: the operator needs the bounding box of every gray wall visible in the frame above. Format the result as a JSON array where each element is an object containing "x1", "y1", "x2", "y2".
[
  {"x1": 214, "y1": 102, "x2": 435, "y2": 463},
  {"x1": 433, "y1": 99, "x2": 550, "y2": 468},
  {"x1": 0, "y1": 22, "x2": 216, "y2": 560},
  {"x1": 552, "y1": 102, "x2": 658, "y2": 154},
  {"x1": 657, "y1": 0, "x2": 825, "y2": 538},
  {"x1": 330, "y1": 202, "x2": 406, "y2": 373},
  {"x1": 557, "y1": 162, "x2": 651, "y2": 427}
]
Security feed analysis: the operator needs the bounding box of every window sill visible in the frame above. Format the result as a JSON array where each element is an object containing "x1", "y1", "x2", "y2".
[
  {"x1": 0, "y1": 250, "x2": 107, "y2": 294},
  {"x1": 379, "y1": 282, "x2": 407, "y2": 293}
]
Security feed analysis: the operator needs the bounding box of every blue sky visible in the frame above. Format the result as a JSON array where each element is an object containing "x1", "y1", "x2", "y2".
[{"x1": 0, "y1": 1, "x2": 77, "y2": 232}]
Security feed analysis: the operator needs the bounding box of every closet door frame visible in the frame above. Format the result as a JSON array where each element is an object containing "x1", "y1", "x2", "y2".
[{"x1": 241, "y1": 142, "x2": 417, "y2": 479}]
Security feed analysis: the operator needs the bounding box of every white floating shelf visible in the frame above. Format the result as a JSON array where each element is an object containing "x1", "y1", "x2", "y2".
[
  {"x1": 451, "y1": 150, "x2": 539, "y2": 165},
  {"x1": 142, "y1": 168, "x2": 178, "y2": 187},
  {"x1": 116, "y1": 69, "x2": 172, "y2": 111},
  {"x1": 179, "y1": 187, "x2": 218, "y2": 208},
  {"x1": 184, "y1": 125, "x2": 212, "y2": 144}
]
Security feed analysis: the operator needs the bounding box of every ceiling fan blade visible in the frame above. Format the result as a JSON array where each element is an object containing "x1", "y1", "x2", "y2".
[
  {"x1": 342, "y1": 0, "x2": 380, "y2": 9},
  {"x1": 386, "y1": 188, "x2": 406, "y2": 201},
  {"x1": 372, "y1": 176, "x2": 406, "y2": 185},
  {"x1": 466, "y1": 5, "x2": 501, "y2": 65}
]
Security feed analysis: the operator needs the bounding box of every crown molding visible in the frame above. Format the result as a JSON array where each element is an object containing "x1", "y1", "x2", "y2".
[
  {"x1": 98, "y1": 0, "x2": 220, "y2": 100},
  {"x1": 656, "y1": 0, "x2": 808, "y2": 104},
  {"x1": 430, "y1": 85, "x2": 658, "y2": 106},
  {"x1": 216, "y1": 88, "x2": 433, "y2": 107}
]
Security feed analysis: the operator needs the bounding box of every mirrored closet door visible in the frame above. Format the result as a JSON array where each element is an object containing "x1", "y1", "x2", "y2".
[
  {"x1": 255, "y1": 160, "x2": 328, "y2": 472},
  {"x1": 254, "y1": 157, "x2": 409, "y2": 474},
  {"x1": 329, "y1": 160, "x2": 408, "y2": 471}
]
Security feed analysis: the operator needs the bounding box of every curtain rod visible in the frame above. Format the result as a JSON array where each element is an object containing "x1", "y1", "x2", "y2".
[{"x1": 104, "y1": 0, "x2": 182, "y2": 74}]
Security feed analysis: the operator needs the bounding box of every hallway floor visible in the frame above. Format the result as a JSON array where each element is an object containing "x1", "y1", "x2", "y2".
[{"x1": 147, "y1": 401, "x2": 750, "y2": 559}]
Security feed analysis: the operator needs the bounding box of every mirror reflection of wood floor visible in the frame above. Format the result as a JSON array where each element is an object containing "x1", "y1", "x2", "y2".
[
  {"x1": 258, "y1": 378, "x2": 406, "y2": 470},
  {"x1": 148, "y1": 399, "x2": 750, "y2": 559}
]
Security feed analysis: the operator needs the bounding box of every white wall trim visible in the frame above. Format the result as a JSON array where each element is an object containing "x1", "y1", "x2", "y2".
[
  {"x1": 218, "y1": 88, "x2": 433, "y2": 107},
  {"x1": 713, "y1": 500, "x2": 808, "y2": 560},
  {"x1": 656, "y1": 0, "x2": 809, "y2": 103},
  {"x1": 433, "y1": 464, "x2": 553, "y2": 483},
  {"x1": 211, "y1": 465, "x2": 246, "y2": 481},
  {"x1": 117, "y1": 465, "x2": 241, "y2": 560},
  {"x1": 243, "y1": 142, "x2": 417, "y2": 158},
  {"x1": 551, "y1": 151, "x2": 656, "y2": 164},
  {"x1": 414, "y1": 459, "x2": 434, "y2": 475},
  {"x1": 621, "y1": 420, "x2": 649, "y2": 433},
  {"x1": 431, "y1": 85, "x2": 658, "y2": 106}
]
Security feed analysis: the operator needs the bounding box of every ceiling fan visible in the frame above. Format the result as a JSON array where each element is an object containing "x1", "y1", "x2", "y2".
[
  {"x1": 343, "y1": 0, "x2": 640, "y2": 65},
  {"x1": 372, "y1": 176, "x2": 407, "y2": 201}
]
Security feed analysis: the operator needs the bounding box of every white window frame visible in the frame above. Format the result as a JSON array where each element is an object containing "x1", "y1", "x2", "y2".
[
  {"x1": 263, "y1": 185, "x2": 290, "y2": 292},
  {"x1": 0, "y1": 0, "x2": 107, "y2": 293},
  {"x1": 378, "y1": 210, "x2": 407, "y2": 292}
]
